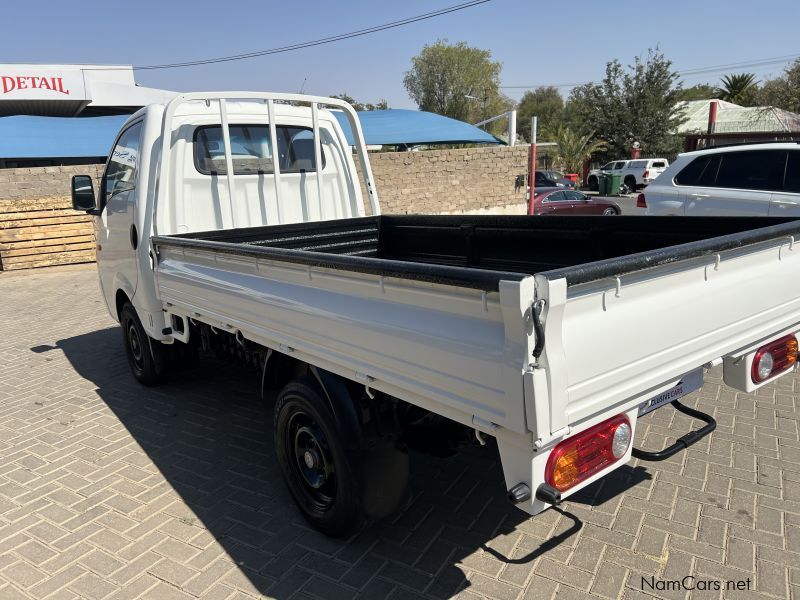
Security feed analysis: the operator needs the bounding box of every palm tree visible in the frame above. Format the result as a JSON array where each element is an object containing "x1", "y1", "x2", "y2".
[
  {"x1": 553, "y1": 126, "x2": 607, "y2": 175},
  {"x1": 716, "y1": 73, "x2": 759, "y2": 106}
]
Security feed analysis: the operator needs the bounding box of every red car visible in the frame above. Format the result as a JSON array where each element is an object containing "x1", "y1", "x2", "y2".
[{"x1": 529, "y1": 188, "x2": 621, "y2": 216}]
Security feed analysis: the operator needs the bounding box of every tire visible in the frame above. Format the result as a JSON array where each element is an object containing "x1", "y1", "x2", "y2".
[
  {"x1": 602, "y1": 207, "x2": 618, "y2": 216},
  {"x1": 120, "y1": 302, "x2": 168, "y2": 386},
  {"x1": 624, "y1": 176, "x2": 637, "y2": 192},
  {"x1": 274, "y1": 376, "x2": 363, "y2": 537},
  {"x1": 588, "y1": 175, "x2": 598, "y2": 191}
]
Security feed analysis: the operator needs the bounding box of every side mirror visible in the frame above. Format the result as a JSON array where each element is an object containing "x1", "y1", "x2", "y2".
[{"x1": 71, "y1": 175, "x2": 96, "y2": 212}]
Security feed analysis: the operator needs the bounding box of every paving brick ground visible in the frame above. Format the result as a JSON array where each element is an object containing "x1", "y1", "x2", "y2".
[{"x1": 0, "y1": 264, "x2": 799, "y2": 600}]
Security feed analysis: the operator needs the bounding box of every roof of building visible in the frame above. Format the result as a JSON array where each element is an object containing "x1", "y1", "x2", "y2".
[
  {"x1": 677, "y1": 99, "x2": 800, "y2": 134},
  {"x1": 0, "y1": 115, "x2": 128, "y2": 158},
  {"x1": 332, "y1": 109, "x2": 501, "y2": 146}
]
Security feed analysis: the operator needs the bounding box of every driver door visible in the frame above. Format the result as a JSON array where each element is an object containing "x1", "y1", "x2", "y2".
[{"x1": 96, "y1": 121, "x2": 143, "y2": 315}]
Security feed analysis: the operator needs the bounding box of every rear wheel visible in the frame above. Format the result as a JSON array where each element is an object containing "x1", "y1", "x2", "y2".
[
  {"x1": 120, "y1": 302, "x2": 168, "y2": 386},
  {"x1": 624, "y1": 176, "x2": 637, "y2": 192},
  {"x1": 602, "y1": 207, "x2": 618, "y2": 216},
  {"x1": 274, "y1": 377, "x2": 362, "y2": 536}
]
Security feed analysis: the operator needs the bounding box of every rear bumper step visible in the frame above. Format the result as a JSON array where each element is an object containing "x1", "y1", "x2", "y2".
[{"x1": 631, "y1": 400, "x2": 716, "y2": 462}]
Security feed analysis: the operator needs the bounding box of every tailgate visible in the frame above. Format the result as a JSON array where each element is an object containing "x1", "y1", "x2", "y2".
[{"x1": 533, "y1": 231, "x2": 800, "y2": 436}]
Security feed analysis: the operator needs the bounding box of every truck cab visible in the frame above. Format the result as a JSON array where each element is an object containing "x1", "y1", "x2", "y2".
[{"x1": 72, "y1": 96, "x2": 371, "y2": 340}]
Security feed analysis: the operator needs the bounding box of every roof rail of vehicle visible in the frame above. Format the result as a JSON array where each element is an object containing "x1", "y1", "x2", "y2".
[{"x1": 692, "y1": 139, "x2": 800, "y2": 151}]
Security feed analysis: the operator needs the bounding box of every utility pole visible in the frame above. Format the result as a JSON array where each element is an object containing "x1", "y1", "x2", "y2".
[{"x1": 528, "y1": 116, "x2": 537, "y2": 215}]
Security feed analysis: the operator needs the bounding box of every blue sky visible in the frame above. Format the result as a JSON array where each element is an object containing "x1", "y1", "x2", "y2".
[{"x1": 2, "y1": 0, "x2": 797, "y2": 108}]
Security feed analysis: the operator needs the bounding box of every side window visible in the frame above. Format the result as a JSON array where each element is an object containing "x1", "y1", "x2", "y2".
[
  {"x1": 194, "y1": 125, "x2": 324, "y2": 175},
  {"x1": 675, "y1": 155, "x2": 721, "y2": 187},
  {"x1": 784, "y1": 151, "x2": 800, "y2": 193},
  {"x1": 629, "y1": 160, "x2": 646, "y2": 169},
  {"x1": 546, "y1": 191, "x2": 567, "y2": 202},
  {"x1": 565, "y1": 190, "x2": 585, "y2": 200},
  {"x1": 652, "y1": 161, "x2": 666, "y2": 168},
  {"x1": 715, "y1": 150, "x2": 786, "y2": 191},
  {"x1": 103, "y1": 122, "x2": 143, "y2": 206}
]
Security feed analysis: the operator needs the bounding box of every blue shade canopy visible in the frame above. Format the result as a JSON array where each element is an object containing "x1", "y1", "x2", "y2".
[
  {"x1": 0, "y1": 109, "x2": 500, "y2": 160},
  {"x1": 0, "y1": 115, "x2": 129, "y2": 158},
  {"x1": 333, "y1": 109, "x2": 501, "y2": 146}
]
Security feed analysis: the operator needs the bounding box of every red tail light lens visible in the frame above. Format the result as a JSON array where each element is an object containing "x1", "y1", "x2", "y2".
[
  {"x1": 643, "y1": 169, "x2": 650, "y2": 178},
  {"x1": 545, "y1": 415, "x2": 632, "y2": 492},
  {"x1": 636, "y1": 193, "x2": 647, "y2": 208},
  {"x1": 751, "y1": 334, "x2": 798, "y2": 383}
]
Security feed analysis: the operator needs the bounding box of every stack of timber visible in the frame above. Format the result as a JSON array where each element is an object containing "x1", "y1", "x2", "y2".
[{"x1": 0, "y1": 197, "x2": 95, "y2": 270}]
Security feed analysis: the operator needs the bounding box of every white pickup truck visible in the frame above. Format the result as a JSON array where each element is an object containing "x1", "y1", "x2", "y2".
[{"x1": 72, "y1": 92, "x2": 800, "y2": 537}]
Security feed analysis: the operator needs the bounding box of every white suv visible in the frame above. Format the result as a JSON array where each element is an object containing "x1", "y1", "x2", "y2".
[{"x1": 642, "y1": 143, "x2": 800, "y2": 216}]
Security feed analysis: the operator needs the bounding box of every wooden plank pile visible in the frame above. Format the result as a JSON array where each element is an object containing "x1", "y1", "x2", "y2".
[{"x1": 0, "y1": 197, "x2": 95, "y2": 270}]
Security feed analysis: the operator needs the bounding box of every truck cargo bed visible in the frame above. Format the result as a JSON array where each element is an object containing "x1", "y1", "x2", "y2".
[{"x1": 156, "y1": 215, "x2": 800, "y2": 290}]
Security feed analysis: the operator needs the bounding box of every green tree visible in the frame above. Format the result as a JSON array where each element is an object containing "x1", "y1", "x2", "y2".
[
  {"x1": 516, "y1": 86, "x2": 564, "y2": 141},
  {"x1": 329, "y1": 93, "x2": 389, "y2": 111},
  {"x1": 678, "y1": 83, "x2": 717, "y2": 101},
  {"x1": 716, "y1": 73, "x2": 759, "y2": 106},
  {"x1": 553, "y1": 126, "x2": 607, "y2": 174},
  {"x1": 403, "y1": 40, "x2": 502, "y2": 123},
  {"x1": 757, "y1": 59, "x2": 800, "y2": 112},
  {"x1": 568, "y1": 49, "x2": 685, "y2": 159}
]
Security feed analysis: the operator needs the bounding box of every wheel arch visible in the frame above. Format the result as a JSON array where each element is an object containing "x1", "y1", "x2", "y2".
[{"x1": 115, "y1": 289, "x2": 131, "y2": 320}]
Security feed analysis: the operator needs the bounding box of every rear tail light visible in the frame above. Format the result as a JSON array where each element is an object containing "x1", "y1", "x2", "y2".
[
  {"x1": 545, "y1": 415, "x2": 632, "y2": 492},
  {"x1": 636, "y1": 193, "x2": 647, "y2": 208},
  {"x1": 643, "y1": 169, "x2": 650, "y2": 178},
  {"x1": 751, "y1": 334, "x2": 798, "y2": 383}
]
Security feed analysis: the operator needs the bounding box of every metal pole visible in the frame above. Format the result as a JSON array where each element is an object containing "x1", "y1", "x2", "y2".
[
  {"x1": 528, "y1": 116, "x2": 537, "y2": 215},
  {"x1": 218, "y1": 99, "x2": 237, "y2": 229},
  {"x1": 311, "y1": 102, "x2": 324, "y2": 220},
  {"x1": 508, "y1": 110, "x2": 517, "y2": 147},
  {"x1": 267, "y1": 99, "x2": 283, "y2": 223}
]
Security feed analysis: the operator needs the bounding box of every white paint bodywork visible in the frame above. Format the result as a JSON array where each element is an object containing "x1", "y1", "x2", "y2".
[{"x1": 90, "y1": 92, "x2": 800, "y2": 518}]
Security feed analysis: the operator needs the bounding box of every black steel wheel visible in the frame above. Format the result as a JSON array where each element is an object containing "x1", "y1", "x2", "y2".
[
  {"x1": 274, "y1": 377, "x2": 362, "y2": 536},
  {"x1": 588, "y1": 175, "x2": 598, "y2": 191},
  {"x1": 624, "y1": 176, "x2": 637, "y2": 192},
  {"x1": 120, "y1": 302, "x2": 168, "y2": 386}
]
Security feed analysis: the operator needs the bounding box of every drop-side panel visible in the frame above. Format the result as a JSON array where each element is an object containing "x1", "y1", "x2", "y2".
[
  {"x1": 155, "y1": 245, "x2": 532, "y2": 434},
  {"x1": 542, "y1": 237, "x2": 800, "y2": 434}
]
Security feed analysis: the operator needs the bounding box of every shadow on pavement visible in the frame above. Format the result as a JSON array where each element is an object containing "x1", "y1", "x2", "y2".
[{"x1": 55, "y1": 327, "x2": 652, "y2": 598}]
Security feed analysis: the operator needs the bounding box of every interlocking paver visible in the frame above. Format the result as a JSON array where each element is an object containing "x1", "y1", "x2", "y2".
[{"x1": 2, "y1": 263, "x2": 800, "y2": 599}]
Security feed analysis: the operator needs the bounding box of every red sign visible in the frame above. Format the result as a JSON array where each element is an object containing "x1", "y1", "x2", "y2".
[{"x1": 1, "y1": 75, "x2": 70, "y2": 95}]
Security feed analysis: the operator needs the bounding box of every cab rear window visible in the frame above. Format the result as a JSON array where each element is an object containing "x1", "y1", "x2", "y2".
[{"x1": 194, "y1": 125, "x2": 324, "y2": 175}]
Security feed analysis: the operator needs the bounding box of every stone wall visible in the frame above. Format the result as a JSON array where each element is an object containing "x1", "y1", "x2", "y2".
[
  {"x1": 358, "y1": 145, "x2": 529, "y2": 215},
  {"x1": 0, "y1": 146, "x2": 530, "y2": 269},
  {"x1": 0, "y1": 165, "x2": 103, "y2": 201}
]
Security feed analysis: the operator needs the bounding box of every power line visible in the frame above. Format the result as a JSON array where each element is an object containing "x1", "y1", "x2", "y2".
[
  {"x1": 499, "y1": 53, "x2": 799, "y2": 91},
  {"x1": 127, "y1": 0, "x2": 491, "y2": 71}
]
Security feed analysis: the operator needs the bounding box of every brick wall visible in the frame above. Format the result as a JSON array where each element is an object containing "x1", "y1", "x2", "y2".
[
  {"x1": 358, "y1": 145, "x2": 529, "y2": 215},
  {"x1": 0, "y1": 165, "x2": 103, "y2": 201}
]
